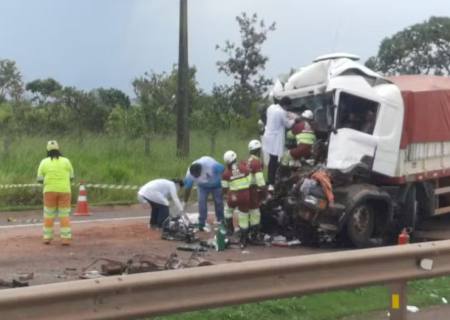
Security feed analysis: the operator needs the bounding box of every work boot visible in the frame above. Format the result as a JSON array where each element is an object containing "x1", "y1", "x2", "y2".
[
  {"x1": 43, "y1": 239, "x2": 52, "y2": 245},
  {"x1": 240, "y1": 229, "x2": 249, "y2": 249},
  {"x1": 225, "y1": 218, "x2": 234, "y2": 236},
  {"x1": 61, "y1": 239, "x2": 71, "y2": 246},
  {"x1": 249, "y1": 226, "x2": 264, "y2": 246}
]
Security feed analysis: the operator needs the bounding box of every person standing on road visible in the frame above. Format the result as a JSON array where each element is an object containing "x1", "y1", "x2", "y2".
[
  {"x1": 37, "y1": 140, "x2": 74, "y2": 246},
  {"x1": 262, "y1": 97, "x2": 295, "y2": 187},
  {"x1": 137, "y1": 179, "x2": 184, "y2": 229},
  {"x1": 247, "y1": 140, "x2": 266, "y2": 243},
  {"x1": 222, "y1": 150, "x2": 252, "y2": 248},
  {"x1": 183, "y1": 156, "x2": 225, "y2": 231}
]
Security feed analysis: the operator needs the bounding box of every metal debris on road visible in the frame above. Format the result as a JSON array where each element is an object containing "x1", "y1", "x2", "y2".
[
  {"x1": 0, "y1": 278, "x2": 29, "y2": 288},
  {"x1": 78, "y1": 252, "x2": 214, "y2": 278}
]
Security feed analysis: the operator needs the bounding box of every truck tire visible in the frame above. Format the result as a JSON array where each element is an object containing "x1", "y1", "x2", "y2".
[{"x1": 347, "y1": 203, "x2": 375, "y2": 248}]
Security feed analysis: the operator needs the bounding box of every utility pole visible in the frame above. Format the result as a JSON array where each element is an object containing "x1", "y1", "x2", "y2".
[{"x1": 176, "y1": 0, "x2": 190, "y2": 157}]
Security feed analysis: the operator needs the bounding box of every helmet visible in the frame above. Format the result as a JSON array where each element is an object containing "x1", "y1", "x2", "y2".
[
  {"x1": 47, "y1": 140, "x2": 59, "y2": 151},
  {"x1": 248, "y1": 139, "x2": 262, "y2": 151},
  {"x1": 301, "y1": 109, "x2": 314, "y2": 120},
  {"x1": 223, "y1": 150, "x2": 237, "y2": 164}
]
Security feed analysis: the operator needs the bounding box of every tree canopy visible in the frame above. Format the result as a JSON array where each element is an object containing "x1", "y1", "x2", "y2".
[
  {"x1": 366, "y1": 16, "x2": 450, "y2": 76},
  {"x1": 216, "y1": 12, "x2": 276, "y2": 115}
]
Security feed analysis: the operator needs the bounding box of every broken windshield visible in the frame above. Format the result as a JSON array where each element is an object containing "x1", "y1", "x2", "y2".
[{"x1": 285, "y1": 92, "x2": 334, "y2": 132}]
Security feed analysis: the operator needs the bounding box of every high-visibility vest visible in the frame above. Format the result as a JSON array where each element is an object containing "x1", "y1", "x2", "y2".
[
  {"x1": 248, "y1": 155, "x2": 265, "y2": 188},
  {"x1": 295, "y1": 122, "x2": 316, "y2": 145},
  {"x1": 222, "y1": 162, "x2": 251, "y2": 192},
  {"x1": 229, "y1": 175, "x2": 251, "y2": 191}
]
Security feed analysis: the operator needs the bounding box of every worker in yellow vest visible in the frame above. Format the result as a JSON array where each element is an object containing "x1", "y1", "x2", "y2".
[{"x1": 37, "y1": 140, "x2": 74, "y2": 245}]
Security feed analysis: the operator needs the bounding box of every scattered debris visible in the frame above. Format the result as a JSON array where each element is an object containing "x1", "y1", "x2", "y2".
[
  {"x1": 165, "y1": 253, "x2": 184, "y2": 270},
  {"x1": 79, "y1": 252, "x2": 214, "y2": 278},
  {"x1": 407, "y1": 305, "x2": 419, "y2": 313},
  {"x1": 127, "y1": 254, "x2": 162, "y2": 274},
  {"x1": 161, "y1": 217, "x2": 196, "y2": 243},
  {"x1": 177, "y1": 244, "x2": 208, "y2": 252},
  {"x1": 272, "y1": 239, "x2": 302, "y2": 248},
  {"x1": 6, "y1": 217, "x2": 16, "y2": 223},
  {"x1": 442, "y1": 297, "x2": 448, "y2": 304},
  {"x1": 80, "y1": 270, "x2": 102, "y2": 279},
  {"x1": 15, "y1": 272, "x2": 34, "y2": 281},
  {"x1": 0, "y1": 278, "x2": 29, "y2": 288},
  {"x1": 186, "y1": 253, "x2": 214, "y2": 268}
]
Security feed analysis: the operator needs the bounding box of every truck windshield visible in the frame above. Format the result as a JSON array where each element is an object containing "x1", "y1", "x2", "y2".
[{"x1": 286, "y1": 92, "x2": 334, "y2": 132}]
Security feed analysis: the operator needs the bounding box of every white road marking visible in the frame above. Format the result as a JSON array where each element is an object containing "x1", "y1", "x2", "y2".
[{"x1": 0, "y1": 216, "x2": 148, "y2": 229}]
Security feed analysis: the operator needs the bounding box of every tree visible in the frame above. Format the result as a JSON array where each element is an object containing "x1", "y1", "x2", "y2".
[
  {"x1": 366, "y1": 16, "x2": 450, "y2": 75},
  {"x1": 192, "y1": 86, "x2": 235, "y2": 154},
  {"x1": 0, "y1": 59, "x2": 24, "y2": 102},
  {"x1": 133, "y1": 66, "x2": 198, "y2": 155},
  {"x1": 26, "y1": 78, "x2": 62, "y2": 104},
  {"x1": 133, "y1": 71, "x2": 176, "y2": 155},
  {"x1": 93, "y1": 87, "x2": 131, "y2": 110},
  {"x1": 216, "y1": 12, "x2": 275, "y2": 115}
]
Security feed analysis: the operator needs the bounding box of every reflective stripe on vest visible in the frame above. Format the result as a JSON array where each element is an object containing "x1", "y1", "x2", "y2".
[
  {"x1": 221, "y1": 180, "x2": 229, "y2": 189},
  {"x1": 296, "y1": 132, "x2": 316, "y2": 145},
  {"x1": 229, "y1": 176, "x2": 250, "y2": 191},
  {"x1": 254, "y1": 172, "x2": 265, "y2": 187}
]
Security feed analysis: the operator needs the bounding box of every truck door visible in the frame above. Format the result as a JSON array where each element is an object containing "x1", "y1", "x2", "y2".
[{"x1": 327, "y1": 91, "x2": 379, "y2": 171}]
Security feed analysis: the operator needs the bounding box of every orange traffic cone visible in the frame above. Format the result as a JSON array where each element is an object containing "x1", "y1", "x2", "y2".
[{"x1": 74, "y1": 182, "x2": 90, "y2": 216}]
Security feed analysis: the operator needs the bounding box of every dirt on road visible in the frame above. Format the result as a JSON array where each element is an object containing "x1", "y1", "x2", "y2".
[{"x1": 0, "y1": 206, "x2": 325, "y2": 286}]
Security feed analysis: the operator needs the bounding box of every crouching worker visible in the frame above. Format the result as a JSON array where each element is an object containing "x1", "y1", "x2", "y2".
[
  {"x1": 37, "y1": 140, "x2": 74, "y2": 246},
  {"x1": 137, "y1": 179, "x2": 184, "y2": 229},
  {"x1": 247, "y1": 140, "x2": 266, "y2": 243},
  {"x1": 222, "y1": 150, "x2": 252, "y2": 248}
]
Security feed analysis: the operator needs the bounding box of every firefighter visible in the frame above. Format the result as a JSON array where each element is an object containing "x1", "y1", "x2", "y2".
[
  {"x1": 37, "y1": 140, "x2": 74, "y2": 245},
  {"x1": 247, "y1": 140, "x2": 266, "y2": 243},
  {"x1": 222, "y1": 150, "x2": 252, "y2": 248},
  {"x1": 281, "y1": 109, "x2": 316, "y2": 166}
]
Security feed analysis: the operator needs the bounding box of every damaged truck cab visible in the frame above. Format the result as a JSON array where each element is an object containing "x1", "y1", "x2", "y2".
[{"x1": 272, "y1": 53, "x2": 450, "y2": 247}]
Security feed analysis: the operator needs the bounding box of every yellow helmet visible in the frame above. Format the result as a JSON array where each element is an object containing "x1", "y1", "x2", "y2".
[{"x1": 46, "y1": 140, "x2": 59, "y2": 151}]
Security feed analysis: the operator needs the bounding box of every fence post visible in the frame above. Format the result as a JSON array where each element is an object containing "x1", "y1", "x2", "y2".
[{"x1": 389, "y1": 281, "x2": 407, "y2": 320}]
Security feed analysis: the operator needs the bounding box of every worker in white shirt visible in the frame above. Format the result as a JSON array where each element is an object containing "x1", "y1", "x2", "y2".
[
  {"x1": 137, "y1": 179, "x2": 184, "y2": 229},
  {"x1": 262, "y1": 96, "x2": 295, "y2": 186}
]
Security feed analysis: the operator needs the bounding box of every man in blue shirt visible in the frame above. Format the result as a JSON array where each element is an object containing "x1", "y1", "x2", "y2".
[{"x1": 183, "y1": 156, "x2": 225, "y2": 231}]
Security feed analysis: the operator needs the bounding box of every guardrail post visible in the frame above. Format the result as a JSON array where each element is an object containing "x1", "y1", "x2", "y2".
[{"x1": 389, "y1": 281, "x2": 407, "y2": 320}]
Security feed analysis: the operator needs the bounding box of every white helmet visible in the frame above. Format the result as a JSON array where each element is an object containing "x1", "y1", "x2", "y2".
[
  {"x1": 223, "y1": 150, "x2": 237, "y2": 164},
  {"x1": 248, "y1": 139, "x2": 262, "y2": 151},
  {"x1": 301, "y1": 109, "x2": 314, "y2": 120}
]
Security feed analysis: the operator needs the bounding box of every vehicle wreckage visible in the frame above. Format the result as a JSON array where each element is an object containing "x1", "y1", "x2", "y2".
[{"x1": 261, "y1": 53, "x2": 450, "y2": 248}]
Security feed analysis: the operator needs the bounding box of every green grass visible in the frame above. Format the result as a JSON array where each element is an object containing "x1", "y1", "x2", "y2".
[
  {"x1": 0, "y1": 131, "x2": 253, "y2": 207},
  {"x1": 152, "y1": 277, "x2": 450, "y2": 320}
]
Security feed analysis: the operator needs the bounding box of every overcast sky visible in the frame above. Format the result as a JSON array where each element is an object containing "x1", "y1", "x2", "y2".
[{"x1": 1, "y1": 0, "x2": 449, "y2": 96}]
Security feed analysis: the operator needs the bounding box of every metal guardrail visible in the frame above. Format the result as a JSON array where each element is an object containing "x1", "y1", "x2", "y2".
[{"x1": 1, "y1": 240, "x2": 450, "y2": 320}]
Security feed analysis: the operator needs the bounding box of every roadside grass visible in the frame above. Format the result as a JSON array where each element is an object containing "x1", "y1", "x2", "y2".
[
  {"x1": 153, "y1": 277, "x2": 450, "y2": 320},
  {"x1": 0, "y1": 131, "x2": 252, "y2": 208}
]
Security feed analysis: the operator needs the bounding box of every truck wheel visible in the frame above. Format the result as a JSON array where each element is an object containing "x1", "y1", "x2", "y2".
[{"x1": 347, "y1": 203, "x2": 375, "y2": 248}]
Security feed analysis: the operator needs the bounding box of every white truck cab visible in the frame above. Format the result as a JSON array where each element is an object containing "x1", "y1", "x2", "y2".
[{"x1": 267, "y1": 53, "x2": 450, "y2": 247}]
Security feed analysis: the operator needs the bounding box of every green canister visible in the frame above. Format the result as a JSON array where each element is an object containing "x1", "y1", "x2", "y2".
[{"x1": 215, "y1": 223, "x2": 226, "y2": 251}]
